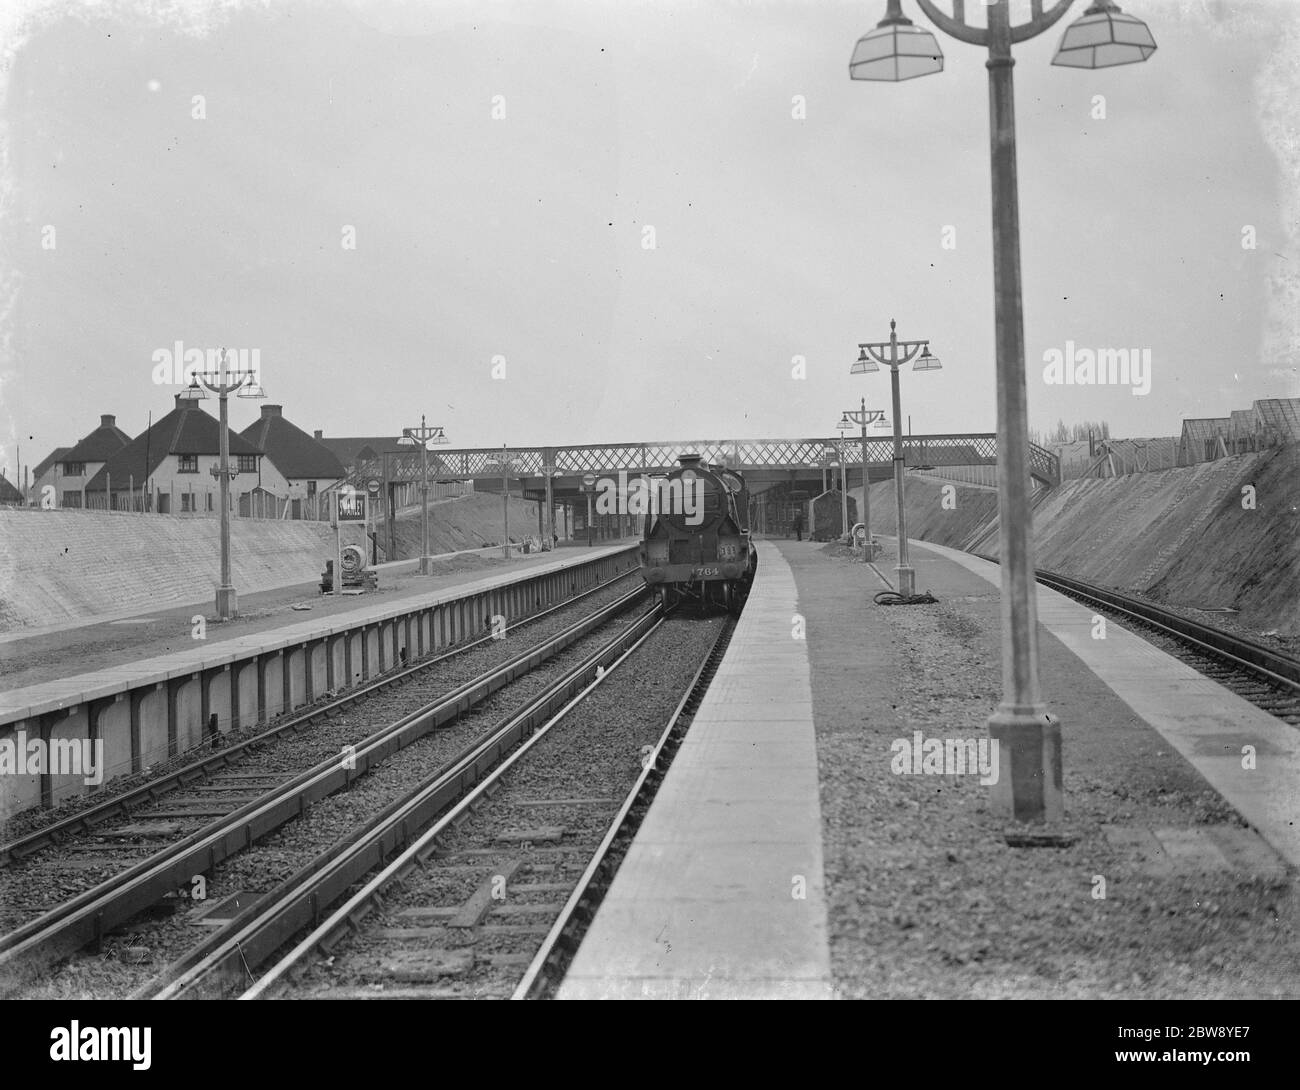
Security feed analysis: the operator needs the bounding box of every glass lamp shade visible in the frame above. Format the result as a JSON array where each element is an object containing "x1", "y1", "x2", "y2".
[
  {"x1": 237, "y1": 380, "x2": 266, "y2": 398},
  {"x1": 179, "y1": 378, "x2": 207, "y2": 400},
  {"x1": 838, "y1": 415, "x2": 855, "y2": 432},
  {"x1": 423, "y1": 432, "x2": 449, "y2": 449},
  {"x1": 849, "y1": 22, "x2": 943, "y2": 82},
  {"x1": 397, "y1": 434, "x2": 417, "y2": 446},
  {"x1": 852, "y1": 349, "x2": 881, "y2": 374},
  {"x1": 1052, "y1": 2, "x2": 1156, "y2": 69},
  {"x1": 912, "y1": 348, "x2": 942, "y2": 372},
  {"x1": 875, "y1": 418, "x2": 892, "y2": 429}
]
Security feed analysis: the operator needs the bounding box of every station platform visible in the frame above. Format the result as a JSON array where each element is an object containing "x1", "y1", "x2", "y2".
[
  {"x1": 0, "y1": 541, "x2": 637, "y2": 694},
  {"x1": 560, "y1": 541, "x2": 833, "y2": 999},
  {"x1": 0, "y1": 542, "x2": 640, "y2": 817},
  {"x1": 559, "y1": 536, "x2": 1299, "y2": 1000}
]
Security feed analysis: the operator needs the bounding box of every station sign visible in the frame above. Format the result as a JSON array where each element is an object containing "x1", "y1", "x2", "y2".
[{"x1": 332, "y1": 489, "x2": 367, "y2": 525}]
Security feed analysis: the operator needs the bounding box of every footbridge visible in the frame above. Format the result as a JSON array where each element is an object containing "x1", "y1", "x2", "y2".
[{"x1": 354, "y1": 433, "x2": 1059, "y2": 497}]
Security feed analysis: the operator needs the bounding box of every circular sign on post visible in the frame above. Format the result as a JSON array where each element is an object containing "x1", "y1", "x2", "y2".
[
  {"x1": 366, "y1": 478, "x2": 381, "y2": 495},
  {"x1": 581, "y1": 472, "x2": 597, "y2": 491}
]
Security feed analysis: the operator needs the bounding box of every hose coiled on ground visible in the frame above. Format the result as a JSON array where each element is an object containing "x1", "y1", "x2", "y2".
[{"x1": 873, "y1": 589, "x2": 938, "y2": 606}]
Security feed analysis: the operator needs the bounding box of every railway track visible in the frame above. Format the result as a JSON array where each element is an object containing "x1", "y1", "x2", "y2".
[
  {"x1": 140, "y1": 610, "x2": 733, "y2": 1000},
  {"x1": 979, "y1": 557, "x2": 1300, "y2": 724},
  {"x1": 0, "y1": 579, "x2": 651, "y2": 995},
  {"x1": 513, "y1": 612, "x2": 735, "y2": 999}
]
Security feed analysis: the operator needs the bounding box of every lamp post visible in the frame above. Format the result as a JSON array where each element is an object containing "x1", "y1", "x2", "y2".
[
  {"x1": 853, "y1": 323, "x2": 940, "y2": 592},
  {"x1": 488, "y1": 447, "x2": 518, "y2": 558},
  {"x1": 180, "y1": 348, "x2": 265, "y2": 620},
  {"x1": 397, "y1": 416, "x2": 448, "y2": 575},
  {"x1": 849, "y1": 0, "x2": 1156, "y2": 825},
  {"x1": 839, "y1": 400, "x2": 889, "y2": 561}
]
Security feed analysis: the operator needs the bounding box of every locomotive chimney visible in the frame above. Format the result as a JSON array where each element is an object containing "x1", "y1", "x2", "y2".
[{"x1": 677, "y1": 453, "x2": 704, "y2": 468}]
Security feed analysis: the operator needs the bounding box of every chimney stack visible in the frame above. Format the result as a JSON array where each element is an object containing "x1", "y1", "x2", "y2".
[
  {"x1": 314, "y1": 429, "x2": 323, "y2": 440},
  {"x1": 260, "y1": 404, "x2": 283, "y2": 419},
  {"x1": 100, "y1": 414, "x2": 116, "y2": 428}
]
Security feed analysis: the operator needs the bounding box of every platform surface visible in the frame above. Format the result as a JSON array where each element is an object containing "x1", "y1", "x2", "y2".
[
  {"x1": 908, "y1": 538, "x2": 1300, "y2": 868},
  {"x1": 558, "y1": 540, "x2": 835, "y2": 999},
  {"x1": 0, "y1": 543, "x2": 637, "y2": 725}
]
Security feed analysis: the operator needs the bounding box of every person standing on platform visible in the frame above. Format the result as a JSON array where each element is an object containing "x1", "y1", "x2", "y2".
[{"x1": 791, "y1": 509, "x2": 804, "y2": 542}]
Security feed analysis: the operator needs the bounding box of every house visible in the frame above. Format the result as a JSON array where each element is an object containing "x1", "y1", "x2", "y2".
[
  {"x1": 240, "y1": 405, "x2": 345, "y2": 518},
  {"x1": 84, "y1": 394, "x2": 284, "y2": 514},
  {"x1": 50, "y1": 414, "x2": 131, "y2": 508},
  {"x1": 314, "y1": 434, "x2": 407, "y2": 476},
  {"x1": 315, "y1": 430, "x2": 475, "y2": 513},
  {"x1": 29, "y1": 446, "x2": 71, "y2": 506},
  {"x1": 0, "y1": 473, "x2": 23, "y2": 505}
]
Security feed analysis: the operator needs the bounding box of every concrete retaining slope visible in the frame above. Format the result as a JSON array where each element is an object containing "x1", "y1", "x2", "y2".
[
  {"x1": 852, "y1": 443, "x2": 1298, "y2": 635},
  {"x1": 0, "y1": 509, "x2": 361, "y2": 632}
]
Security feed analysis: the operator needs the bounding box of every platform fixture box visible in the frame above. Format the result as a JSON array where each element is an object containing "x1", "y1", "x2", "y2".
[{"x1": 330, "y1": 489, "x2": 368, "y2": 594}]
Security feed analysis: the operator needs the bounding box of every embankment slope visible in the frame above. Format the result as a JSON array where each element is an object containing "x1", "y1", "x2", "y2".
[
  {"x1": 853, "y1": 444, "x2": 1298, "y2": 635},
  {"x1": 0, "y1": 493, "x2": 547, "y2": 632}
]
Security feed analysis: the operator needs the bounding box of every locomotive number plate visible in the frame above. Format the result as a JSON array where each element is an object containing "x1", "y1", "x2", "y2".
[{"x1": 692, "y1": 566, "x2": 721, "y2": 578}]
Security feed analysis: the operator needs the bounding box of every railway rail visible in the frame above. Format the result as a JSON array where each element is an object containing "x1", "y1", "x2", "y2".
[
  {"x1": 978, "y1": 557, "x2": 1300, "y2": 725},
  {"x1": 156, "y1": 611, "x2": 733, "y2": 1000},
  {"x1": 513, "y1": 613, "x2": 735, "y2": 999},
  {"x1": 136, "y1": 600, "x2": 682, "y2": 999},
  {"x1": 0, "y1": 579, "x2": 650, "y2": 995}
]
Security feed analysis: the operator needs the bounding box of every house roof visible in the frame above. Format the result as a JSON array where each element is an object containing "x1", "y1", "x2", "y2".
[
  {"x1": 0, "y1": 474, "x2": 23, "y2": 503},
  {"x1": 85, "y1": 395, "x2": 260, "y2": 491},
  {"x1": 63, "y1": 415, "x2": 132, "y2": 464},
  {"x1": 33, "y1": 447, "x2": 71, "y2": 479},
  {"x1": 316, "y1": 436, "x2": 408, "y2": 470},
  {"x1": 240, "y1": 406, "x2": 345, "y2": 480}
]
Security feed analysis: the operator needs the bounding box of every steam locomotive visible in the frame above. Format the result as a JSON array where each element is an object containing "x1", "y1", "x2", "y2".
[{"x1": 638, "y1": 454, "x2": 757, "y2": 613}]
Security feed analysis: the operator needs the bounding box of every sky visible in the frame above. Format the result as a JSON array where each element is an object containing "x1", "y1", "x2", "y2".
[{"x1": 1, "y1": 0, "x2": 1297, "y2": 477}]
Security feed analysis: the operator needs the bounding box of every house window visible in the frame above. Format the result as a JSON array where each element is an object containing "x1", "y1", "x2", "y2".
[
  {"x1": 177, "y1": 454, "x2": 199, "y2": 473},
  {"x1": 63, "y1": 491, "x2": 83, "y2": 508},
  {"x1": 63, "y1": 462, "x2": 86, "y2": 477},
  {"x1": 237, "y1": 455, "x2": 257, "y2": 473},
  {"x1": 307, "y1": 480, "x2": 317, "y2": 497},
  {"x1": 181, "y1": 493, "x2": 194, "y2": 512},
  {"x1": 207, "y1": 493, "x2": 214, "y2": 512}
]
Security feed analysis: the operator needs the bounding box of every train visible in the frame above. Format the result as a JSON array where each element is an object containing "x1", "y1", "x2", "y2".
[{"x1": 638, "y1": 454, "x2": 757, "y2": 613}]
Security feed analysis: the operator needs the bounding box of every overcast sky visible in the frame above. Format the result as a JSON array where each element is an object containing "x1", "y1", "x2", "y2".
[{"x1": 1, "y1": 0, "x2": 1297, "y2": 474}]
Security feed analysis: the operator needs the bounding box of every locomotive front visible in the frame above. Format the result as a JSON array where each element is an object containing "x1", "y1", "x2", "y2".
[{"x1": 639, "y1": 454, "x2": 755, "y2": 612}]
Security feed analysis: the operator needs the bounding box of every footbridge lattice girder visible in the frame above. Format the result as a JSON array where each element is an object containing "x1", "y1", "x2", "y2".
[{"x1": 343, "y1": 434, "x2": 1060, "y2": 492}]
